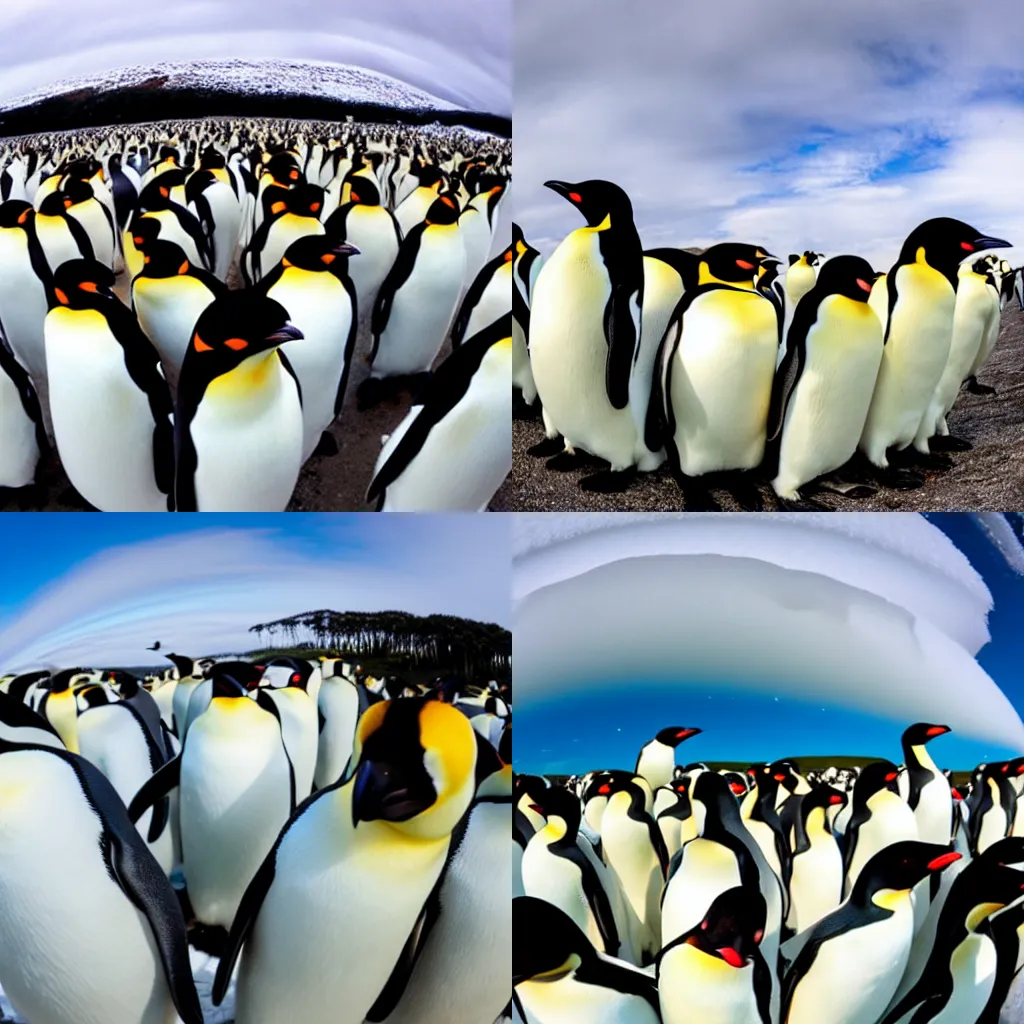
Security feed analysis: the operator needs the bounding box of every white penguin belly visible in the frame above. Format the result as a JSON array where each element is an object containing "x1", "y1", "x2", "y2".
[
  {"x1": 528, "y1": 231, "x2": 639, "y2": 468},
  {"x1": 68, "y1": 202, "x2": 114, "y2": 268},
  {"x1": 233, "y1": 788, "x2": 449, "y2": 1024},
  {"x1": 787, "y1": 834, "x2": 843, "y2": 933},
  {"x1": 460, "y1": 208, "x2": 491, "y2": 286},
  {"x1": 345, "y1": 209, "x2": 400, "y2": 338},
  {"x1": 846, "y1": 792, "x2": 918, "y2": 892},
  {"x1": 373, "y1": 229, "x2": 466, "y2": 376},
  {"x1": 313, "y1": 680, "x2": 358, "y2": 789},
  {"x1": 268, "y1": 688, "x2": 318, "y2": 798},
  {"x1": 0, "y1": 751, "x2": 176, "y2": 1024},
  {"x1": 395, "y1": 189, "x2": 435, "y2": 235},
  {"x1": 191, "y1": 354, "x2": 303, "y2": 511},
  {"x1": 0, "y1": 365, "x2": 39, "y2": 487},
  {"x1": 147, "y1": 210, "x2": 203, "y2": 267},
  {"x1": 775, "y1": 302, "x2": 883, "y2": 497},
  {"x1": 662, "y1": 839, "x2": 745, "y2": 944},
  {"x1": 134, "y1": 277, "x2": 216, "y2": 388},
  {"x1": 517, "y1": 975, "x2": 660, "y2": 1024},
  {"x1": 659, "y1": 944, "x2": 762, "y2": 1024},
  {"x1": 671, "y1": 290, "x2": 777, "y2": 476},
  {"x1": 904, "y1": 932, "x2": 996, "y2": 1024},
  {"x1": 45, "y1": 307, "x2": 166, "y2": 511},
  {"x1": 522, "y1": 837, "x2": 605, "y2": 948},
  {"x1": 785, "y1": 265, "x2": 816, "y2": 306},
  {"x1": 259, "y1": 217, "x2": 325, "y2": 279},
  {"x1": 465, "y1": 264, "x2": 513, "y2": 339},
  {"x1": 512, "y1": 319, "x2": 538, "y2": 404},
  {"x1": 36, "y1": 216, "x2": 83, "y2": 273},
  {"x1": 0, "y1": 233, "x2": 49, "y2": 384},
  {"x1": 378, "y1": 340, "x2": 511, "y2": 511}
]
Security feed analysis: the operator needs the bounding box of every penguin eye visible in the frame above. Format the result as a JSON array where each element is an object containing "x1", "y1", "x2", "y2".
[
  {"x1": 856, "y1": 278, "x2": 872, "y2": 292},
  {"x1": 144, "y1": 256, "x2": 152, "y2": 264},
  {"x1": 568, "y1": 191, "x2": 582, "y2": 203},
  {"x1": 134, "y1": 236, "x2": 145, "y2": 245},
  {"x1": 289, "y1": 170, "x2": 299, "y2": 180},
  {"x1": 350, "y1": 191, "x2": 361, "y2": 203},
  {"x1": 63, "y1": 198, "x2": 73, "y2": 209},
  {"x1": 160, "y1": 187, "x2": 169, "y2": 198},
  {"x1": 961, "y1": 241, "x2": 975, "y2": 251},
  {"x1": 79, "y1": 281, "x2": 98, "y2": 293},
  {"x1": 753, "y1": 929, "x2": 764, "y2": 944},
  {"x1": 193, "y1": 334, "x2": 213, "y2": 352},
  {"x1": 440, "y1": 196, "x2": 455, "y2": 208},
  {"x1": 321, "y1": 253, "x2": 336, "y2": 264},
  {"x1": 54, "y1": 288, "x2": 69, "y2": 305},
  {"x1": 17, "y1": 208, "x2": 28, "y2": 225},
  {"x1": 736, "y1": 259, "x2": 755, "y2": 270},
  {"x1": 178, "y1": 261, "x2": 189, "y2": 275},
  {"x1": 224, "y1": 337, "x2": 249, "y2": 351},
  {"x1": 271, "y1": 201, "x2": 287, "y2": 214},
  {"x1": 310, "y1": 202, "x2": 321, "y2": 213},
  {"x1": 504, "y1": 250, "x2": 514, "y2": 262}
]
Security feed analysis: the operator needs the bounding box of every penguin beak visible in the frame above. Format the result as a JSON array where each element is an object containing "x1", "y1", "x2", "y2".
[
  {"x1": 973, "y1": 236, "x2": 1012, "y2": 251},
  {"x1": 332, "y1": 242, "x2": 360, "y2": 258},
  {"x1": 544, "y1": 180, "x2": 578, "y2": 203},
  {"x1": 351, "y1": 758, "x2": 435, "y2": 825},
  {"x1": 265, "y1": 323, "x2": 303, "y2": 346}
]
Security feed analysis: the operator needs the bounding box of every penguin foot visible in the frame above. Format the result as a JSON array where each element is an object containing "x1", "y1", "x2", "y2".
[
  {"x1": 312, "y1": 431, "x2": 339, "y2": 458},
  {"x1": 906, "y1": 451, "x2": 954, "y2": 472},
  {"x1": 966, "y1": 376, "x2": 996, "y2": 396},
  {"x1": 929, "y1": 434, "x2": 972, "y2": 453},
  {"x1": 579, "y1": 466, "x2": 637, "y2": 493},
  {"x1": 528, "y1": 437, "x2": 565, "y2": 458},
  {"x1": 58, "y1": 485, "x2": 98, "y2": 510},
  {"x1": 813, "y1": 477, "x2": 877, "y2": 499},
  {"x1": 356, "y1": 377, "x2": 386, "y2": 410},
  {"x1": 546, "y1": 450, "x2": 606, "y2": 472},
  {"x1": 879, "y1": 467, "x2": 924, "y2": 490}
]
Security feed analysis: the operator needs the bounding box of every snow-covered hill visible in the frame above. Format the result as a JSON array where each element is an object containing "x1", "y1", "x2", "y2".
[{"x1": 0, "y1": 59, "x2": 464, "y2": 115}]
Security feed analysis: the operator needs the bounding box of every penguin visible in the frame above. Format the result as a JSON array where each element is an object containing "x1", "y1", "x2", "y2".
[
  {"x1": 210, "y1": 698, "x2": 479, "y2": 1024},
  {"x1": 173, "y1": 292, "x2": 304, "y2": 512},
  {"x1": 366, "y1": 313, "x2": 511, "y2": 511},
  {"x1": 165, "y1": 652, "x2": 201, "y2": 737},
  {"x1": 258, "y1": 235, "x2": 359, "y2": 461},
  {"x1": 512, "y1": 222, "x2": 541, "y2": 409},
  {"x1": 859, "y1": 218, "x2": 1011, "y2": 479},
  {"x1": 513, "y1": 895, "x2": 661, "y2": 1024},
  {"x1": 765, "y1": 255, "x2": 884, "y2": 507},
  {"x1": 966, "y1": 762, "x2": 1018, "y2": 856},
  {"x1": 44, "y1": 259, "x2": 174, "y2": 511},
  {"x1": 784, "y1": 785, "x2": 847, "y2": 935},
  {"x1": 658, "y1": 886, "x2": 773, "y2": 1024},
  {"x1": 0, "y1": 688, "x2": 64, "y2": 748},
  {"x1": 128, "y1": 663, "x2": 294, "y2": 935},
  {"x1": 978, "y1": 894, "x2": 1024, "y2": 1023},
  {"x1": 780, "y1": 842, "x2": 961, "y2": 1024},
  {"x1": 450, "y1": 241, "x2": 513, "y2": 347},
  {"x1": 900, "y1": 723, "x2": 954, "y2": 846},
  {"x1": 34, "y1": 188, "x2": 95, "y2": 271},
  {"x1": 0, "y1": 333, "x2": 45, "y2": 499},
  {"x1": 965, "y1": 257, "x2": 1005, "y2": 394},
  {"x1": 0, "y1": 739, "x2": 203, "y2": 1024},
  {"x1": 259, "y1": 656, "x2": 319, "y2": 797},
  {"x1": 784, "y1": 251, "x2": 821, "y2": 306},
  {"x1": 528, "y1": 179, "x2": 646, "y2": 490},
  {"x1": 378, "y1": 739, "x2": 512, "y2": 1024},
  {"x1": 655, "y1": 776, "x2": 698, "y2": 861},
  {"x1": 106, "y1": 153, "x2": 141, "y2": 231},
  {"x1": 635, "y1": 726, "x2": 702, "y2": 792},
  {"x1": 458, "y1": 182, "x2": 505, "y2": 287},
  {"x1": 243, "y1": 183, "x2": 326, "y2": 284},
  {"x1": 394, "y1": 164, "x2": 445, "y2": 236},
  {"x1": 131, "y1": 238, "x2": 227, "y2": 389},
  {"x1": 185, "y1": 168, "x2": 242, "y2": 283},
  {"x1": 367, "y1": 194, "x2": 466, "y2": 385},
  {"x1": 136, "y1": 176, "x2": 211, "y2": 270},
  {"x1": 62, "y1": 177, "x2": 117, "y2": 270},
  {"x1": 312, "y1": 664, "x2": 372, "y2": 789},
  {"x1": 655, "y1": 243, "x2": 778, "y2": 510}
]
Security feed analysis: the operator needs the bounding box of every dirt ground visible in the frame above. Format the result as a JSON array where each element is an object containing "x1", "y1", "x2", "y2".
[{"x1": 504, "y1": 303, "x2": 1024, "y2": 512}]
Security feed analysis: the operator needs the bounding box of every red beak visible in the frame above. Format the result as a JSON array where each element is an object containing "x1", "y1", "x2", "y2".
[{"x1": 927, "y1": 852, "x2": 962, "y2": 871}]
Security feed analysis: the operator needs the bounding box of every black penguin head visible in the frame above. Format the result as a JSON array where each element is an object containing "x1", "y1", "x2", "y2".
[
  {"x1": 802, "y1": 784, "x2": 847, "y2": 815},
  {"x1": 813, "y1": 255, "x2": 878, "y2": 302},
  {"x1": 209, "y1": 661, "x2": 263, "y2": 697},
  {"x1": 854, "y1": 841, "x2": 961, "y2": 905},
  {"x1": 902, "y1": 722, "x2": 952, "y2": 747},
  {"x1": 804, "y1": 250, "x2": 822, "y2": 266},
  {"x1": 62, "y1": 180, "x2": 96, "y2": 210},
  {"x1": 544, "y1": 178, "x2": 633, "y2": 230},
  {"x1": 280, "y1": 234, "x2": 359, "y2": 276},
  {"x1": 344, "y1": 174, "x2": 382, "y2": 207},
  {"x1": 0, "y1": 200, "x2": 33, "y2": 230},
  {"x1": 186, "y1": 292, "x2": 303, "y2": 372},
  {"x1": 78, "y1": 685, "x2": 110, "y2": 708},
  {"x1": 425, "y1": 194, "x2": 460, "y2": 226},
  {"x1": 655, "y1": 726, "x2": 702, "y2": 748},
  {"x1": 104, "y1": 670, "x2": 141, "y2": 698},
  {"x1": 513, "y1": 896, "x2": 592, "y2": 984},
  {"x1": 265, "y1": 152, "x2": 303, "y2": 186},
  {"x1": 184, "y1": 169, "x2": 218, "y2": 206},
  {"x1": 853, "y1": 759, "x2": 902, "y2": 806},
  {"x1": 899, "y1": 217, "x2": 1012, "y2": 286},
  {"x1": 128, "y1": 215, "x2": 163, "y2": 252},
  {"x1": 264, "y1": 656, "x2": 314, "y2": 691},
  {"x1": 200, "y1": 147, "x2": 227, "y2": 171},
  {"x1": 699, "y1": 242, "x2": 775, "y2": 285},
  {"x1": 722, "y1": 772, "x2": 748, "y2": 797},
  {"x1": 38, "y1": 191, "x2": 72, "y2": 217},
  {"x1": 48, "y1": 669, "x2": 83, "y2": 694},
  {"x1": 691, "y1": 769, "x2": 741, "y2": 830},
  {"x1": 163, "y1": 652, "x2": 195, "y2": 677},
  {"x1": 674, "y1": 886, "x2": 767, "y2": 969},
  {"x1": 416, "y1": 164, "x2": 444, "y2": 188},
  {"x1": 768, "y1": 760, "x2": 802, "y2": 793},
  {"x1": 530, "y1": 784, "x2": 582, "y2": 840},
  {"x1": 266, "y1": 183, "x2": 324, "y2": 220},
  {"x1": 50, "y1": 259, "x2": 117, "y2": 311},
  {"x1": 64, "y1": 157, "x2": 101, "y2": 183},
  {"x1": 138, "y1": 239, "x2": 193, "y2": 278}
]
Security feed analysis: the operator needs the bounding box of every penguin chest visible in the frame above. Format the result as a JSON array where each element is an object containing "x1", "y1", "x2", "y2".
[
  {"x1": 637, "y1": 743, "x2": 674, "y2": 791},
  {"x1": 921, "y1": 932, "x2": 997, "y2": 1023},
  {"x1": 268, "y1": 689, "x2": 318, "y2": 794},
  {"x1": 601, "y1": 808, "x2": 661, "y2": 927},
  {"x1": 659, "y1": 944, "x2": 760, "y2": 1024},
  {"x1": 68, "y1": 201, "x2": 114, "y2": 267},
  {"x1": 261, "y1": 215, "x2": 325, "y2": 276},
  {"x1": 134, "y1": 276, "x2": 216, "y2": 380},
  {"x1": 671, "y1": 289, "x2": 778, "y2": 475},
  {"x1": 148, "y1": 210, "x2": 202, "y2": 266},
  {"x1": 788, "y1": 828, "x2": 843, "y2": 932},
  {"x1": 465, "y1": 263, "x2": 514, "y2": 338},
  {"x1": 0, "y1": 362, "x2": 39, "y2": 487},
  {"x1": 522, "y1": 837, "x2": 598, "y2": 939},
  {"x1": 517, "y1": 976, "x2": 660, "y2": 1024},
  {"x1": 0, "y1": 231, "x2": 48, "y2": 378},
  {"x1": 786, "y1": 264, "x2": 816, "y2": 304},
  {"x1": 912, "y1": 773, "x2": 952, "y2": 846},
  {"x1": 35, "y1": 214, "x2": 81, "y2": 271},
  {"x1": 662, "y1": 838, "x2": 742, "y2": 944},
  {"x1": 848, "y1": 792, "x2": 918, "y2": 889},
  {"x1": 344, "y1": 207, "x2": 400, "y2": 306}
]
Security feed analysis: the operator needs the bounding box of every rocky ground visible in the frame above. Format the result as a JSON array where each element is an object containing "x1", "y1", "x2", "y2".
[{"x1": 504, "y1": 303, "x2": 1024, "y2": 512}]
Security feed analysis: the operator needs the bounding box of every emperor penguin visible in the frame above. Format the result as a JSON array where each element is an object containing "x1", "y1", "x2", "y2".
[
  {"x1": 185, "y1": 168, "x2": 242, "y2": 283},
  {"x1": 784, "y1": 251, "x2": 821, "y2": 306},
  {"x1": 513, "y1": 896, "x2": 661, "y2": 1024},
  {"x1": 450, "y1": 241, "x2": 513, "y2": 347},
  {"x1": 366, "y1": 314, "x2": 511, "y2": 511},
  {"x1": 379, "y1": 741, "x2": 512, "y2": 1024},
  {"x1": 656, "y1": 242, "x2": 779, "y2": 510},
  {"x1": 312, "y1": 664, "x2": 370, "y2": 789},
  {"x1": 34, "y1": 188, "x2": 95, "y2": 270},
  {"x1": 62, "y1": 177, "x2": 117, "y2": 270},
  {"x1": 367, "y1": 194, "x2": 466, "y2": 387},
  {"x1": 258, "y1": 235, "x2": 359, "y2": 462},
  {"x1": 259, "y1": 656, "x2": 319, "y2": 798},
  {"x1": 173, "y1": 292, "x2": 304, "y2": 511},
  {"x1": 784, "y1": 785, "x2": 847, "y2": 935},
  {"x1": 394, "y1": 164, "x2": 445, "y2": 236},
  {"x1": 965, "y1": 256, "x2": 1005, "y2": 393},
  {"x1": 511, "y1": 222, "x2": 541, "y2": 408},
  {"x1": 210, "y1": 697, "x2": 479, "y2": 1024},
  {"x1": 0, "y1": 333, "x2": 45, "y2": 497},
  {"x1": 243, "y1": 183, "x2": 326, "y2": 284},
  {"x1": 128, "y1": 663, "x2": 294, "y2": 934},
  {"x1": 966, "y1": 761, "x2": 1019, "y2": 856},
  {"x1": 658, "y1": 887, "x2": 773, "y2": 1024},
  {"x1": 900, "y1": 722, "x2": 953, "y2": 845},
  {"x1": 136, "y1": 177, "x2": 212, "y2": 270},
  {"x1": 781, "y1": 842, "x2": 962, "y2": 1024},
  {"x1": 0, "y1": 688, "x2": 65, "y2": 748},
  {"x1": 132, "y1": 238, "x2": 227, "y2": 389},
  {"x1": 859, "y1": 218, "x2": 1011, "y2": 478},
  {"x1": 458, "y1": 182, "x2": 506, "y2": 288},
  {"x1": 0, "y1": 739, "x2": 203, "y2": 1024},
  {"x1": 635, "y1": 726, "x2": 702, "y2": 792},
  {"x1": 165, "y1": 653, "x2": 201, "y2": 738},
  {"x1": 45, "y1": 259, "x2": 174, "y2": 511},
  {"x1": 529, "y1": 179, "x2": 647, "y2": 491},
  {"x1": 765, "y1": 255, "x2": 884, "y2": 507},
  {"x1": 106, "y1": 153, "x2": 141, "y2": 232},
  {"x1": 655, "y1": 776, "x2": 698, "y2": 861}
]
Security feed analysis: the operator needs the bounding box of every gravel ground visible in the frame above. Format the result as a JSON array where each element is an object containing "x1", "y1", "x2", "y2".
[{"x1": 506, "y1": 303, "x2": 1024, "y2": 512}]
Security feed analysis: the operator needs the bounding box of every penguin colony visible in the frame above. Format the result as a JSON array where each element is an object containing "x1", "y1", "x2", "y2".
[
  {"x1": 0, "y1": 651, "x2": 512, "y2": 1023},
  {"x1": 516, "y1": 178, "x2": 1019, "y2": 510},
  {"x1": 0, "y1": 116, "x2": 511, "y2": 510},
  {"x1": 514, "y1": 721, "x2": 1024, "y2": 1023}
]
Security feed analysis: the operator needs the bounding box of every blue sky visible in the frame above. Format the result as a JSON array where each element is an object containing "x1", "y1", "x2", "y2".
[
  {"x1": 515, "y1": 0, "x2": 1024, "y2": 268},
  {"x1": 0, "y1": 515, "x2": 510, "y2": 672},
  {"x1": 516, "y1": 514, "x2": 1024, "y2": 775}
]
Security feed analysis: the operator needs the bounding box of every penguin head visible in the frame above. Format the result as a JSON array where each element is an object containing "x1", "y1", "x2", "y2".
[
  {"x1": 163, "y1": 652, "x2": 195, "y2": 678},
  {"x1": 129, "y1": 215, "x2": 163, "y2": 252},
  {"x1": 345, "y1": 174, "x2": 382, "y2": 207},
  {"x1": 350, "y1": 696, "x2": 477, "y2": 839},
  {"x1": 513, "y1": 896, "x2": 594, "y2": 985},
  {"x1": 852, "y1": 759, "x2": 902, "y2": 806},
  {"x1": 186, "y1": 292, "x2": 303, "y2": 375},
  {"x1": 49, "y1": 259, "x2": 117, "y2": 312},
  {"x1": 899, "y1": 217, "x2": 1012, "y2": 287},
  {"x1": 48, "y1": 669, "x2": 82, "y2": 694},
  {"x1": 902, "y1": 722, "x2": 951, "y2": 747},
  {"x1": 267, "y1": 183, "x2": 324, "y2": 220},
  {"x1": 208, "y1": 661, "x2": 263, "y2": 698},
  {"x1": 184, "y1": 169, "x2": 218, "y2": 206},
  {"x1": 424, "y1": 194, "x2": 460, "y2": 226},
  {"x1": 38, "y1": 191, "x2": 72, "y2": 217},
  {"x1": 280, "y1": 235, "x2": 359, "y2": 277},
  {"x1": 803, "y1": 250, "x2": 821, "y2": 266},
  {"x1": 138, "y1": 239, "x2": 194, "y2": 279},
  {"x1": 655, "y1": 726, "x2": 702, "y2": 748},
  {"x1": 674, "y1": 886, "x2": 767, "y2": 969},
  {"x1": 691, "y1": 769, "x2": 743, "y2": 833},
  {"x1": 812, "y1": 255, "x2": 878, "y2": 302},
  {"x1": 78, "y1": 685, "x2": 110, "y2": 709},
  {"x1": 263, "y1": 656, "x2": 313, "y2": 691},
  {"x1": 544, "y1": 178, "x2": 633, "y2": 230},
  {"x1": 854, "y1": 841, "x2": 961, "y2": 907},
  {"x1": 699, "y1": 243, "x2": 776, "y2": 286},
  {"x1": 199, "y1": 147, "x2": 227, "y2": 171},
  {"x1": 416, "y1": 164, "x2": 444, "y2": 189},
  {"x1": 64, "y1": 157, "x2": 102, "y2": 184},
  {"x1": 802, "y1": 784, "x2": 847, "y2": 816},
  {"x1": 265, "y1": 152, "x2": 303, "y2": 187},
  {"x1": 104, "y1": 670, "x2": 141, "y2": 698},
  {"x1": 0, "y1": 200, "x2": 33, "y2": 231}
]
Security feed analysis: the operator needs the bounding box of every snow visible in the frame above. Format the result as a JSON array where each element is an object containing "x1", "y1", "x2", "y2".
[
  {"x1": 512, "y1": 512, "x2": 992, "y2": 655},
  {"x1": 0, "y1": 58, "x2": 463, "y2": 115}
]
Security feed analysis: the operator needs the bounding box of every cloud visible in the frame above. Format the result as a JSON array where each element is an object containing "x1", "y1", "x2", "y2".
[
  {"x1": 0, "y1": 1, "x2": 510, "y2": 115},
  {"x1": 0, "y1": 518, "x2": 509, "y2": 671},
  {"x1": 515, "y1": 0, "x2": 1024, "y2": 267}
]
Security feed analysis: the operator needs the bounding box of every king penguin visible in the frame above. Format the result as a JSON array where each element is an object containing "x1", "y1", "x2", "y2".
[{"x1": 784, "y1": 251, "x2": 821, "y2": 306}]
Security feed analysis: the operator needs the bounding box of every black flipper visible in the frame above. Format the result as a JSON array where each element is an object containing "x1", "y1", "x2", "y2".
[
  {"x1": 127, "y1": 754, "x2": 181, "y2": 824},
  {"x1": 255, "y1": 688, "x2": 297, "y2": 811}
]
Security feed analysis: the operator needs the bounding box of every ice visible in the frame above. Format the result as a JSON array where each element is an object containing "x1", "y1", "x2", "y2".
[{"x1": 513, "y1": 512, "x2": 992, "y2": 655}]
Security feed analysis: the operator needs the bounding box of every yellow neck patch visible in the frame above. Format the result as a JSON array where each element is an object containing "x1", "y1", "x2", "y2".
[
  {"x1": 206, "y1": 351, "x2": 279, "y2": 399},
  {"x1": 873, "y1": 888, "x2": 911, "y2": 911}
]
